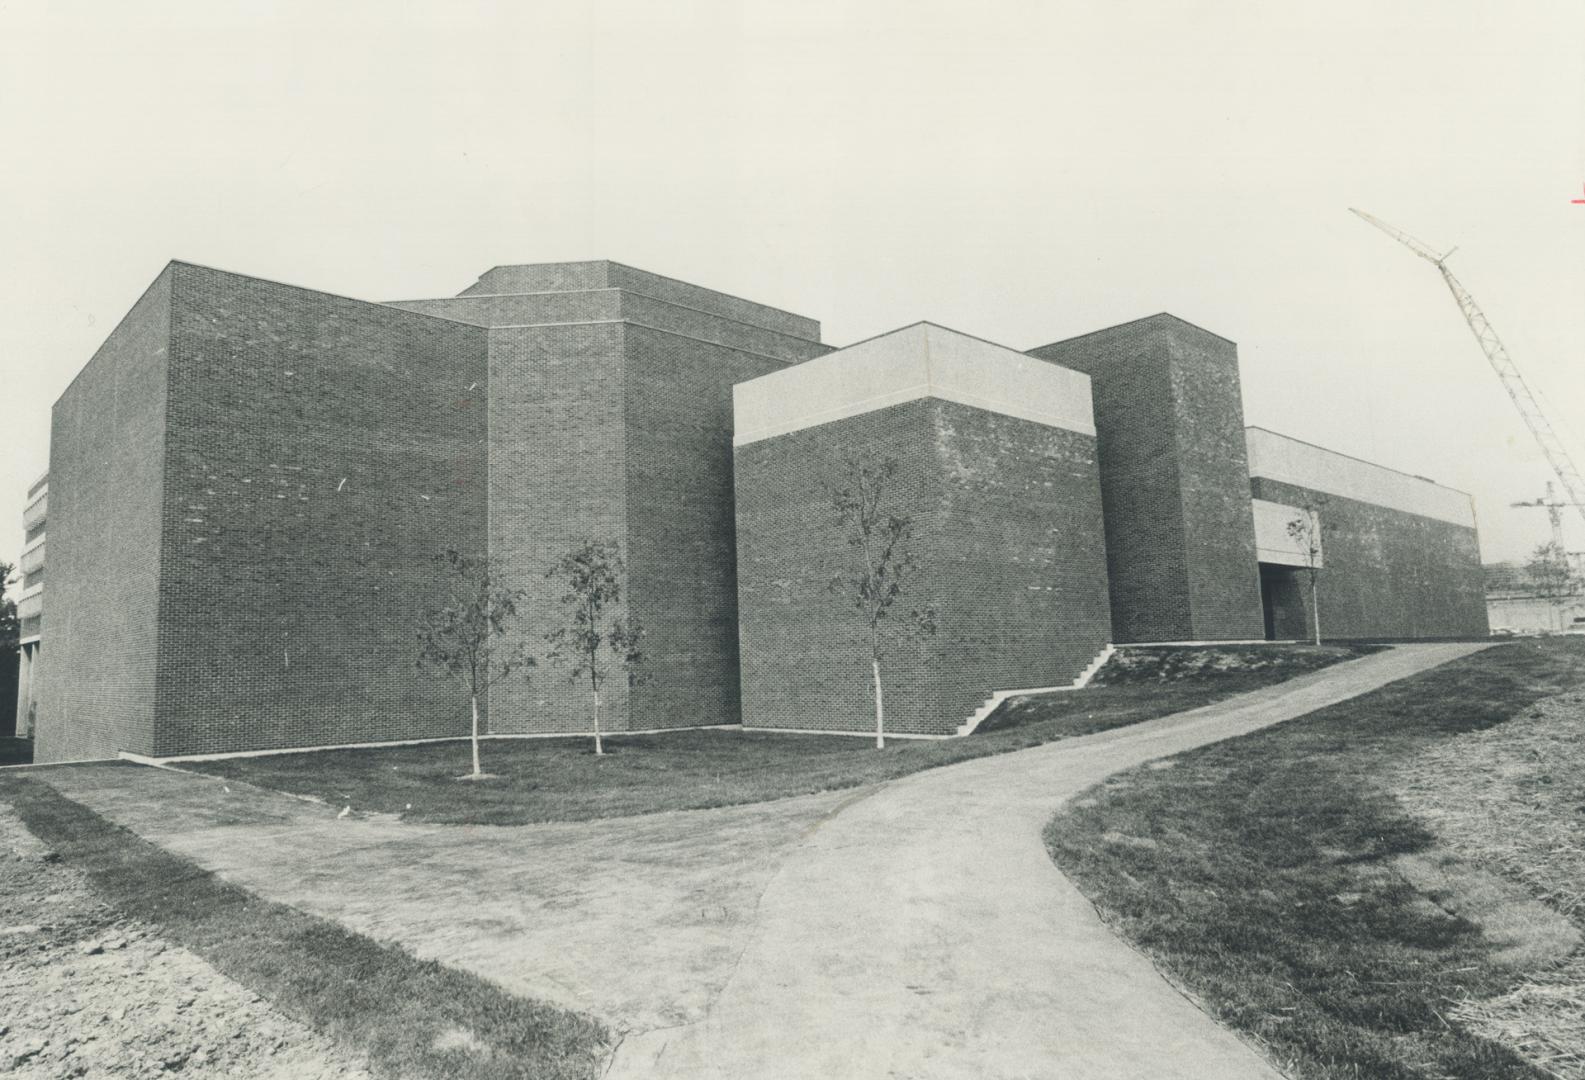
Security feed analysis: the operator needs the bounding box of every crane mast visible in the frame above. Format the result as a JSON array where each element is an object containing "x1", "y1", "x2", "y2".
[
  {"x1": 1350, "y1": 208, "x2": 1585, "y2": 533},
  {"x1": 1511, "y1": 481, "x2": 1567, "y2": 552}
]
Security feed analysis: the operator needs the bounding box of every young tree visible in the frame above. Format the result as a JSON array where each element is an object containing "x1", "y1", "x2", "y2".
[
  {"x1": 1527, "y1": 541, "x2": 1574, "y2": 598},
  {"x1": 416, "y1": 549, "x2": 534, "y2": 780},
  {"x1": 1285, "y1": 505, "x2": 1325, "y2": 646},
  {"x1": 826, "y1": 456, "x2": 936, "y2": 750},
  {"x1": 545, "y1": 541, "x2": 644, "y2": 756}
]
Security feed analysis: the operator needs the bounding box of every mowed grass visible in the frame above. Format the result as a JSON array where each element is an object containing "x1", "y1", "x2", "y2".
[
  {"x1": 0, "y1": 774, "x2": 610, "y2": 1080},
  {"x1": 1045, "y1": 638, "x2": 1585, "y2": 1080},
  {"x1": 189, "y1": 644, "x2": 1378, "y2": 825}
]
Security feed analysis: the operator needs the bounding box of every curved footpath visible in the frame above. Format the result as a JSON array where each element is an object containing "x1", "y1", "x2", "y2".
[
  {"x1": 27, "y1": 644, "x2": 1489, "y2": 1079},
  {"x1": 608, "y1": 642, "x2": 1491, "y2": 1080}
]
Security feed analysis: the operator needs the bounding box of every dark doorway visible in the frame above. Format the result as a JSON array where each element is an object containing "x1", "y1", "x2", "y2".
[{"x1": 1258, "y1": 564, "x2": 1309, "y2": 641}]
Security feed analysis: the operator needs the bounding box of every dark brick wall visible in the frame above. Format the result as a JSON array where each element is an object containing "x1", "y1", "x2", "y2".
[
  {"x1": 460, "y1": 260, "x2": 822, "y2": 341},
  {"x1": 736, "y1": 398, "x2": 1111, "y2": 736},
  {"x1": 391, "y1": 291, "x2": 624, "y2": 327},
  {"x1": 33, "y1": 269, "x2": 173, "y2": 763},
  {"x1": 462, "y1": 262, "x2": 609, "y2": 297},
  {"x1": 1030, "y1": 315, "x2": 1265, "y2": 642},
  {"x1": 1250, "y1": 477, "x2": 1488, "y2": 640},
  {"x1": 152, "y1": 263, "x2": 489, "y2": 756},
  {"x1": 483, "y1": 320, "x2": 798, "y2": 734},
  {"x1": 616, "y1": 292, "x2": 829, "y2": 362},
  {"x1": 484, "y1": 323, "x2": 632, "y2": 734},
  {"x1": 622, "y1": 325, "x2": 786, "y2": 729},
  {"x1": 390, "y1": 289, "x2": 828, "y2": 364}
]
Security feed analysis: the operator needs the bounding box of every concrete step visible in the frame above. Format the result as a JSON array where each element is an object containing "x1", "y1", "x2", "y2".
[{"x1": 953, "y1": 643, "x2": 1116, "y2": 738}]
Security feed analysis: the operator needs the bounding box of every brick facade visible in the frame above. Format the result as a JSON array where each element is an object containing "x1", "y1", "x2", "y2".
[
  {"x1": 32, "y1": 264, "x2": 491, "y2": 763},
  {"x1": 152, "y1": 264, "x2": 489, "y2": 756},
  {"x1": 33, "y1": 270, "x2": 173, "y2": 762},
  {"x1": 735, "y1": 397, "x2": 1111, "y2": 736},
  {"x1": 30, "y1": 259, "x2": 1487, "y2": 761},
  {"x1": 1029, "y1": 315, "x2": 1266, "y2": 642},
  {"x1": 1250, "y1": 476, "x2": 1488, "y2": 640},
  {"x1": 385, "y1": 265, "x2": 825, "y2": 735}
]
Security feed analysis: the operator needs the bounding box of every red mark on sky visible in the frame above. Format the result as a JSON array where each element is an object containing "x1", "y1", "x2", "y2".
[{"x1": 1574, "y1": 184, "x2": 1585, "y2": 204}]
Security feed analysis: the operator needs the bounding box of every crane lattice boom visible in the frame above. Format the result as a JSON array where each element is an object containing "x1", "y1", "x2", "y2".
[{"x1": 1351, "y1": 208, "x2": 1585, "y2": 533}]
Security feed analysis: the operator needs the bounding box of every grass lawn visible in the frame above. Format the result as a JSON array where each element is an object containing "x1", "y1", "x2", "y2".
[
  {"x1": 188, "y1": 644, "x2": 1378, "y2": 825},
  {"x1": 1045, "y1": 637, "x2": 1585, "y2": 1080},
  {"x1": 0, "y1": 773, "x2": 610, "y2": 1080},
  {"x1": 1, "y1": 736, "x2": 33, "y2": 766}
]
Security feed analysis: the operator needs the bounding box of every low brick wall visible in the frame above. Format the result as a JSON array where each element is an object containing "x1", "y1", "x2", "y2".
[{"x1": 1250, "y1": 477, "x2": 1488, "y2": 640}]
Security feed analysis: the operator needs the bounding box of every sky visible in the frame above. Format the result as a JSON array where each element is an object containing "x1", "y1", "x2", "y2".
[{"x1": 2, "y1": 0, "x2": 1582, "y2": 594}]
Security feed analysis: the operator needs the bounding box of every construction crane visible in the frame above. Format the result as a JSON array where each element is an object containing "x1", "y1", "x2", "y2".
[
  {"x1": 1350, "y1": 208, "x2": 1585, "y2": 535},
  {"x1": 1511, "y1": 481, "x2": 1567, "y2": 551}
]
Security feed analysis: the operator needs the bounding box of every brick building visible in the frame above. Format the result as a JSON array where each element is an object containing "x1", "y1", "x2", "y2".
[
  {"x1": 733, "y1": 324, "x2": 1111, "y2": 737},
  {"x1": 24, "y1": 260, "x2": 1487, "y2": 761}
]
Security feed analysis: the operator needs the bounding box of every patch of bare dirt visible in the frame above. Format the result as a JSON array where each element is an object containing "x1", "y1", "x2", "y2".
[
  {"x1": 1392, "y1": 689, "x2": 1585, "y2": 1079},
  {"x1": 0, "y1": 801, "x2": 372, "y2": 1079},
  {"x1": 1091, "y1": 643, "x2": 1372, "y2": 684}
]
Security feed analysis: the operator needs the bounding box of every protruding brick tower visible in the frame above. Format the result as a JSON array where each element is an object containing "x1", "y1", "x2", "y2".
[
  {"x1": 1029, "y1": 314, "x2": 1266, "y2": 643},
  {"x1": 390, "y1": 261, "x2": 831, "y2": 735}
]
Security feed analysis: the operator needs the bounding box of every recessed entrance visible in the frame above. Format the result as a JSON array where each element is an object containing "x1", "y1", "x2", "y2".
[{"x1": 1258, "y1": 564, "x2": 1308, "y2": 641}]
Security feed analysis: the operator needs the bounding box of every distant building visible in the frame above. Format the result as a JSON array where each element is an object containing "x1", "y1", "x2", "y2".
[
  {"x1": 1483, "y1": 557, "x2": 1585, "y2": 635},
  {"x1": 27, "y1": 260, "x2": 1488, "y2": 761},
  {"x1": 15, "y1": 472, "x2": 45, "y2": 738},
  {"x1": 1486, "y1": 590, "x2": 1585, "y2": 634}
]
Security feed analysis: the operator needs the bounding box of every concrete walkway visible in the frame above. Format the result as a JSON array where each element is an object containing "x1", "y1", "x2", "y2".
[
  {"x1": 29, "y1": 765, "x2": 859, "y2": 1033},
  {"x1": 608, "y1": 642, "x2": 1490, "y2": 1080},
  {"x1": 28, "y1": 643, "x2": 1489, "y2": 1079}
]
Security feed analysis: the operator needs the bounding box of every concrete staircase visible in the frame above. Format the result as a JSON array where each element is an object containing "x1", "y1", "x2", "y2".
[{"x1": 953, "y1": 643, "x2": 1116, "y2": 738}]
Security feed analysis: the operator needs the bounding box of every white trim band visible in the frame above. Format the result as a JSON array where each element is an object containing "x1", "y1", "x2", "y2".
[
  {"x1": 1246, "y1": 428, "x2": 1476, "y2": 528},
  {"x1": 733, "y1": 322, "x2": 1095, "y2": 446}
]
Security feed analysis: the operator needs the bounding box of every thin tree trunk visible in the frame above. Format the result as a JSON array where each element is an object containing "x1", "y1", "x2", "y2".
[
  {"x1": 470, "y1": 692, "x2": 482, "y2": 777},
  {"x1": 1310, "y1": 576, "x2": 1322, "y2": 646},
  {"x1": 872, "y1": 657, "x2": 885, "y2": 750},
  {"x1": 593, "y1": 684, "x2": 604, "y2": 756}
]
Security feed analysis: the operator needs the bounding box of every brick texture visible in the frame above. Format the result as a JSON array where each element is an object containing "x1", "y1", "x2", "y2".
[
  {"x1": 406, "y1": 275, "x2": 827, "y2": 736},
  {"x1": 460, "y1": 261, "x2": 821, "y2": 340},
  {"x1": 33, "y1": 270, "x2": 173, "y2": 763},
  {"x1": 34, "y1": 257, "x2": 1488, "y2": 761},
  {"x1": 735, "y1": 398, "x2": 1112, "y2": 736},
  {"x1": 484, "y1": 322, "x2": 632, "y2": 733},
  {"x1": 152, "y1": 264, "x2": 489, "y2": 755},
  {"x1": 1029, "y1": 315, "x2": 1265, "y2": 642},
  {"x1": 481, "y1": 319, "x2": 798, "y2": 734},
  {"x1": 390, "y1": 291, "x2": 827, "y2": 364},
  {"x1": 622, "y1": 325, "x2": 786, "y2": 728},
  {"x1": 1250, "y1": 477, "x2": 1489, "y2": 640}
]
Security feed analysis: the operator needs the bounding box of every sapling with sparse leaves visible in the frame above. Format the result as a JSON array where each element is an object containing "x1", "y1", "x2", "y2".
[
  {"x1": 545, "y1": 540, "x2": 644, "y2": 756},
  {"x1": 416, "y1": 548, "x2": 535, "y2": 780},
  {"x1": 1527, "y1": 541, "x2": 1578, "y2": 630},
  {"x1": 826, "y1": 455, "x2": 936, "y2": 750},
  {"x1": 1286, "y1": 504, "x2": 1325, "y2": 646}
]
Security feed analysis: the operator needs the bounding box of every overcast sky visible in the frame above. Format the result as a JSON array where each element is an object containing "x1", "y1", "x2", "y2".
[{"x1": 3, "y1": 0, "x2": 1582, "y2": 588}]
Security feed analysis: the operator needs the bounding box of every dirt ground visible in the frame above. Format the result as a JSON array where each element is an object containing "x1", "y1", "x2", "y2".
[
  {"x1": 0, "y1": 801, "x2": 371, "y2": 1080},
  {"x1": 1393, "y1": 687, "x2": 1585, "y2": 1080}
]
